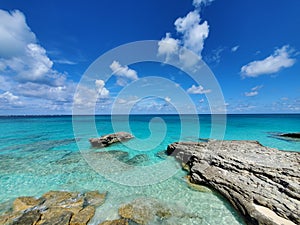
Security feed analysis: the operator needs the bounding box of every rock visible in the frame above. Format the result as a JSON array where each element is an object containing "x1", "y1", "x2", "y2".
[
  {"x1": 280, "y1": 132, "x2": 300, "y2": 139},
  {"x1": 89, "y1": 132, "x2": 134, "y2": 148},
  {"x1": 167, "y1": 140, "x2": 300, "y2": 225},
  {"x1": 94, "y1": 151, "x2": 129, "y2": 162},
  {"x1": 126, "y1": 154, "x2": 149, "y2": 165},
  {"x1": 70, "y1": 205, "x2": 95, "y2": 225},
  {"x1": 84, "y1": 191, "x2": 106, "y2": 207},
  {"x1": 12, "y1": 210, "x2": 41, "y2": 225},
  {"x1": 13, "y1": 196, "x2": 42, "y2": 212},
  {"x1": 155, "y1": 150, "x2": 168, "y2": 159},
  {"x1": 118, "y1": 198, "x2": 172, "y2": 225},
  {"x1": 0, "y1": 190, "x2": 106, "y2": 225},
  {"x1": 185, "y1": 176, "x2": 212, "y2": 193},
  {"x1": 98, "y1": 219, "x2": 128, "y2": 225},
  {"x1": 37, "y1": 208, "x2": 73, "y2": 225}
]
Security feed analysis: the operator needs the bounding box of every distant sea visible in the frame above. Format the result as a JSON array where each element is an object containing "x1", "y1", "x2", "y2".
[{"x1": 0, "y1": 114, "x2": 299, "y2": 224}]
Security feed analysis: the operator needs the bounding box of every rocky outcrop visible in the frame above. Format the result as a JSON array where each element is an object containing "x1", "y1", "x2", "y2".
[
  {"x1": 0, "y1": 190, "x2": 106, "y2": 225},
  {"x1": 118, "y1": 198, "x2": 202, "y2": 225},
  {"x1": 89, "y1": 132, "x2": 134, "y2": 148},
  {"x1": 167, "y1": 140, "x2": 300, "y2": 225}
]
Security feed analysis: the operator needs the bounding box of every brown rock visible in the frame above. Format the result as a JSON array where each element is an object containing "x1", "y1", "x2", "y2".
[
  {"x1": 84, "y1": 191, "x2": 106, "y2": 207},
  {"x1": 70, "y1": 205, "x2": 95, "y2": 225},
  {"x1": 0, "y1": 211, "x2": 23, "y2": 225},
  {"x1": 36, "y1": 208, "x2": 73, "y2": 225},
  {"x1": 98, "y1": 219, "x2": 128, "y2": 225},
  {"x1": 13, "y1": 197, "x2": 42, "y2": 212},
  {"x1": 12, "y1": 210, "x2": 41, "y2": 225}
]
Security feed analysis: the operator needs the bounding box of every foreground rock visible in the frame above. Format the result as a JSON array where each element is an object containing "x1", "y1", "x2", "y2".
[
  {"x1": 0, "y1": 190, "x2": 106, "y2": 225},
  {"x1": 89, "y1": 132, "x2": 134, "y2": 148},
  {"x1": 167, "y1": 140, "x2": 300, "y2": 225}
]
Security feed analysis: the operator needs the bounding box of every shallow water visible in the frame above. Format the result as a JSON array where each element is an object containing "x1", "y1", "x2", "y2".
[{"x1": 0, "y1": 114, "x2": 299, "y2": 224}]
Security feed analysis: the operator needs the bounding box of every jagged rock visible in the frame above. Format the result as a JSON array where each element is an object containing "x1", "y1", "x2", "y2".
[
  {"x1": 84, "y1": 191, "x2": 106, "y2": 207},
  {"x1": 0, "y1": 190, "x2": 106, "y2": 225},
  {"x1": 70, "y1": 205, "x2": 95, "y2": 225},
  {"x1": 89, "y1": 132, "x2": 134, "y2": 148},
  {"x1": 37, "y1": 208, "x2": 73, "y2": 225},
  {"x1": 167, "y1": 140, "x2": 300, "y2": 225},
  {"x1": 13, "y1": 196, "x2": 42, "y2": 212},
  {"x1": 98, "y1": 219, "x2": 128, "y2": 225},
  {"x1": 12, "y1": 210, "x2": 41, "y2": 225}
]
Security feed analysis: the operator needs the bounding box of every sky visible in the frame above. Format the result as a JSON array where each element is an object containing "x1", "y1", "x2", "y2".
[{"x1": 0, "y1": 0, "x2": 299, "y2": 114}]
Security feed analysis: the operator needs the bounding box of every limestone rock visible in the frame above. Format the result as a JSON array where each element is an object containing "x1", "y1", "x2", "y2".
[
  {"x1": 84, "y1": 191, "x2": 106, "y2": 207},
  {"x1": 126, "y1": 154, "x2": 149, "y2": 165},
  {"x1": 89, "y1": 132, "x2": 134, "y2": 148},
  {"x1": 13, "y1": 196, "x2": 42, "y2": 212},
  {"x1": 70, "y1": 205, "x2": 95, "y2": 225},
  {"x1": 37, "y1": 208, "x2": 73, "y2": 225},
  {"x1": 98, "y1": 219, "x2": 128, "y2": 225},
  {"x1": 167, "y1": 140, "x2": 300, "y2": 225},
  {"x1": 12, "y1": 210, "x2": 41, "y2": 225}
]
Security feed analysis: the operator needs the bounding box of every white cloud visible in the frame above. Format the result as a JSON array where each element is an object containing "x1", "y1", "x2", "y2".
[
  {"x1": 0, "y1": 10, "x2": 67, "y2": 86},
  {"x1": 175, "y1": 11, "x2": 209, "y2": 58},
  {"x1": 187, "y1": 85, "x2": 211, "y2": 94},
  {"x1": 245, "y1": 85, "x2": 263, "y2": 97},
  {"x1": 193, "y1": 0, "x2": 215, "y2": 7},
  {"x1": 0, "y1": 91, "x2": 23, "y2": 108},
  {"x1": 110, "y1": 60, "x2": 138, "y2": 86},
  {"x1": 0, "y1": 9, "x2": 36, "y2": 58},
  {"x1": 95, "y1": 79, "x2": 109, "y2": 97},
  {"x1": 241, "y1": 45, "x2": 296, "y2": 77},
  {"x1": 164, "y1": 96, "x2": 171, "y2": 102},
  {"x1": 231, "y1": 45, "x2": 239, "y2": 52},
  {"x1": 158, "y1": 33, "x2": 179, "y2": 61}
]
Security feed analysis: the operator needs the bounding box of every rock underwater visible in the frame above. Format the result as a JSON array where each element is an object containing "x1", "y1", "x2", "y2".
[{"x1": 167, "y1": 140, "x2": 300, "y2": 225}]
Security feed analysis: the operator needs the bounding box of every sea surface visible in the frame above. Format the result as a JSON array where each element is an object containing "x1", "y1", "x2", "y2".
[{"x1": 0, "y1": 114, "x2": 299, "y2": 224}]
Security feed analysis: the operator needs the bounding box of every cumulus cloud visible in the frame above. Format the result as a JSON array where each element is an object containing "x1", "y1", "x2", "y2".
[
  {"x1": 241, "y1": 45, "x2": 296, "y2": 77},
  {"x1": 187, "y1": 85, "x2": 211, "y2": 94},
  {"x1": 0, "y1": 91, "x2": 23, "y2": 108},
  {"x1": 0, "y1": 9, "x2": 77, "y2": 113},
  {"x1": 95, "y1": 79, "x2": 109, "y2": 97},
  {"x1": 245, "y1": 85, "x2": 263, "y2": 97},
  {"x1": 110, "y1": 60, "x2": 138, "y2": 86},
  {"x1": 193, "y1": 0, "x2": 215, "y2": 7},
  {"x1": 158, "y1": 33, "x2": 179, "y2": 61},
  {"x1": 175, "y1": 10, "x2": 209, "y2": 57}
]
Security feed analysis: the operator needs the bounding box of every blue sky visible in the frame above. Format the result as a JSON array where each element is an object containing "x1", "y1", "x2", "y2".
[{"x1": 0, "y1": 0, "x2": 299, "y2": 114}]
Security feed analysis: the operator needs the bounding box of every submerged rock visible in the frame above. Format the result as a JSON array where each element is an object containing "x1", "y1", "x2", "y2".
[
  {"x1": 167, "y1": 140, "x2": 300, "y2": 225},
  {"x1": 280, "y1": 132, "x2": 300, "y2": 139},
  {"x1": 126, "y1": 154, "x2": 149, "y2": 166},
  {"x1": 0, "y1": 190, "x2": 106, "y2": 225},
  {"x1": 89, "y1": 132, "x2": 134, "y2": 148},
  {"x1": 98, "y1": 219, "x2": 128, "y2": 225}
]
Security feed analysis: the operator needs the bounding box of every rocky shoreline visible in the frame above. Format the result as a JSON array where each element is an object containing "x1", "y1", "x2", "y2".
[{"x1": 167, "y1": 140, "x2": 300, "y2": 225}]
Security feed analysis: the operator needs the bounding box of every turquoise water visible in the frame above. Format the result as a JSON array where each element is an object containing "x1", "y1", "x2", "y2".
[{"x1": 0, "y1": 114, "x2": 299, "y2": 224}]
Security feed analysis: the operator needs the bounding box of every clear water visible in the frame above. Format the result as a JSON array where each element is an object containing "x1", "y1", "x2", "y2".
[{"x1": 0, "y1": 114, "x2": 299, "y2": 225}]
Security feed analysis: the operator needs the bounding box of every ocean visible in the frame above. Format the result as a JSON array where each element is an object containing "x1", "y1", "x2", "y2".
[{"x1": 0, "y1": 114, "x2": 299, "y2": 224}]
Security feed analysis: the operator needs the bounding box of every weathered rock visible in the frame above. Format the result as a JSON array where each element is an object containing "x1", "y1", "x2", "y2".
[
  {"x1": 12, "y1": 210, "x2": 41, "y2": 225},
  {"x1": 70, "y1": 205, "x2": 95, "y2": 225},
  {"x1": 84, "y1": 191, "x2": 106, "y2": 207},
  {"x1": 167, "y1": 140, "x2": 300, "y2": 225},
  {"x1": 13, "y1": 196, "x2": 42, "y2": 212},
  {"x1": 0, "y1": 190, "x2": 106, "y2": 225},
  {"x1": 119, "y1": 198, "x2": 173, "y2": 225},
  {"x1": 98, "y1": 219, "x2": 128, "y2": 225},
  {"x1": 89, "y1": 132, "x2": 134, "y2": 148},
  {"x1": 94, "y1": 151, "x2": 129, "y2": 162},
  {"x1": 37, "y1": 208, "x2": 73, "y2": 225}
]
